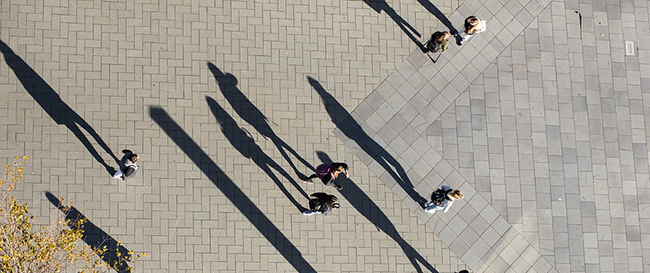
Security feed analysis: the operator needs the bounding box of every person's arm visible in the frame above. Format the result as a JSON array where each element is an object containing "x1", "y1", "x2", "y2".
[
  {"x1": 476, "y1": 20, "x2": 487, "y2": 33},
  {"x1": 124, "y1": 166, "x2": 136, "y2": 177},
  {"x1": 322, "y1": 205, "x2": 332, "y2": 216},
  {"x1": 442, "y1": 199, "x2": 454, "y2": 213}
]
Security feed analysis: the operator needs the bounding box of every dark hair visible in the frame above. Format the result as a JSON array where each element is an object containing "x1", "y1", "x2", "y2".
[
  {"x1": 465, "y1": 16, "x2": 480, "y2": 34},
  {"x1": 325, "y1": 195, "x2": 338, "y2": 208},
  {"x1": 129, "y1": 154, "x2": 139, "y2": 162}
]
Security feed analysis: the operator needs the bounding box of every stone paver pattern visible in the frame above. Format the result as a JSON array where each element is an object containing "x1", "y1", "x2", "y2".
[
  {"x1": 0, "y1": 0, "x2": 467, "y2": 272},
  {"x1": 341, "y1": 0, "x2": 650, "y2": 272},
  {"x1": 2, "y1": 0, "x2": 649, "y2": 272}
]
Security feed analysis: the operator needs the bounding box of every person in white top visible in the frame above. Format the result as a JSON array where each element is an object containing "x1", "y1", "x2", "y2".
[
  {"x1": 424, "y1": 185, "x2": 464, "y2": 214},
  {"x1": 113, "y1": 149, "x2": 139, "y2": 180},
  {"x1": 456, "y1": 16, "x2": 487, "y2": 45}
]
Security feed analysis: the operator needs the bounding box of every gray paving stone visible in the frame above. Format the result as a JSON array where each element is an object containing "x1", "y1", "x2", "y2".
[
  {"x1": 386, "y1": 70, "x2": 408, "y2": 89},
  {"x1": 3, "y1": 0, "x2": 488, "y2": 272}
]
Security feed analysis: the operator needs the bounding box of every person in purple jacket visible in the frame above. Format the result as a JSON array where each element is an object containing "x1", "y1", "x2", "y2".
[{"x1": 302, "y1": 162, "x2": 348, "y2": 190}]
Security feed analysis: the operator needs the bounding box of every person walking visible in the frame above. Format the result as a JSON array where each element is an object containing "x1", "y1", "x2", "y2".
[
  {"x1": 425, "y1": 31, "x2": 451, "y2": 53},
  {"x1": 302, "y1": 193, "x2": 340, "y2": 215},
  {"x1": 456, "y1": 16, "x2": 486, "y2": 45},
  {"x1": 303, "y1": 162, "x2": 348, "y2": 190},
  {"x1": 113, "y1": 149, "x2": 139, "y2": 180},
  {"x1": 424, "y1": 185, "x2": 464, "y2": 214}
]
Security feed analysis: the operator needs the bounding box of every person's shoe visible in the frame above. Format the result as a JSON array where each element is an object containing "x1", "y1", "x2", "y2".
[
  {"x1": 302, "y1": 178, "x2": 313, "y2": 183},
  {"x1": 121, "y1": 175, "x2": 125, "y2": 181}
]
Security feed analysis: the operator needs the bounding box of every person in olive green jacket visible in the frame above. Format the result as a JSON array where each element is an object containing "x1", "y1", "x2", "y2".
[{"x1": 425, "y1": 31, "x2": 451, "y2": 53}]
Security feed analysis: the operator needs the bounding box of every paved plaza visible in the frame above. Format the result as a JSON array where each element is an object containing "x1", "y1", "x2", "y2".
[{"x1": 1, "y1": 0, "x2": 649, "y2": 272}]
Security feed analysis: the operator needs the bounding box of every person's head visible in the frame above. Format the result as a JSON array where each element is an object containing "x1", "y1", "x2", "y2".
[
  {"x1": 466, "y1": 16, "x2": 479, "y2": 25},
  {"x1": 443, "y1": 31, "x2": 451, "y2": 39},
  {"x1": 129, "y1": 154, "x2": 139, "y2": 163},
  {"x1": 327, "y1": 195, "x2": 339, "y2": 208},
  {"x1": 465, "y1": 17, "x2": 479, "y2": 32},
  {"x1": 449, "y1": 190, "x2": 464, "y2": 199}
]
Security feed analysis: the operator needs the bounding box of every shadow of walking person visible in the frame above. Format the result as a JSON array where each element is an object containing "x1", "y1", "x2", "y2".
[
  {"x1": 208, "y1": 63, "x2": 314, "y2": 179},
  {"x1": 206, "y1": 96, "x2": 309, "y2": 212},
  {"x1": 45, "y1": 192, "x2": 133, "y2": 272},
  {"x1": 415, "y1": 0, "x2": 458, "y2": 34},
  {"x1": 0, "y1": 40, "x2": 118, "y2": 174},
  {"x1": 149, "y1": 106, "x2": 316, "y2": 272},
  {"x1": 316, "y1": 151, "x2": 439, "y2": 273},
  {"x1": 362, "y1": 0, "x2": 425, "y2": 51},
  {"x1": 308, "y1": 77, "x2": 427, "y2": 206}
]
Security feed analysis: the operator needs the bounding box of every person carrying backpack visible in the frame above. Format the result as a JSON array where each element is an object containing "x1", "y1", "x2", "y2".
[
  {"x1": 302, "y1": 162, "x2": 348, "y2": 190},
  {"x1": 112, "y1": 149, "x2": 139, "y2": 180},
  {"x1": 424, "y1": 185, "x2": 464, "y2": 214},
  {"x1": 303, "y1": 193, "x2": 340, "y2": 215},
  {"x1": 425, "y1": 31, "x2": 451, "y2": 53}
]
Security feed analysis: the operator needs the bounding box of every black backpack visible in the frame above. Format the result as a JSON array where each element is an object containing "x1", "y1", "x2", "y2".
[
  {"x1": 426, "y1": 37, "x2": 441, "y2": 53},
  {"x1": 430, "y1": 188, "x2": 452, "y2": 206},
  {"x1": 309, "y1": 198, "x2": 323, "y2": 212}
]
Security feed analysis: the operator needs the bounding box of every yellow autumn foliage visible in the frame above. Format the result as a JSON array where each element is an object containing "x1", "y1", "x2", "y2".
[{"x1": 0, "y1": 156, "x2": 146, "y2": 272}]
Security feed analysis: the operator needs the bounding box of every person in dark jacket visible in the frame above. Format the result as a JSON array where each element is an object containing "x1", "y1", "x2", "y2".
[
  {"x1": 113, "y1": 149, "x2": 139, "y2": 180},
  {"x1": 424, "y1": 185, "x2": 464, "y2": 214},
  {"x1": 302, "y1": 193, "x2": 340, "y2": 215}
]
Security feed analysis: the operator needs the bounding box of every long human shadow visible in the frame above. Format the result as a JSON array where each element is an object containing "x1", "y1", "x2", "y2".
[
  {"x1": 309, "y1": 77, "x2": 427, "y2": 206},
  {"x1": 45, "y1": 192, "x2": 132, "y2": 273},
  {"x1": 208, "y1": 63, "x2": 314, "y2": 179},
  {"x1": 0, "y1": 40, "x2": 118, "y2": 174},
  {"x1": 149, "y1": 107, "x2": 315, "y2": 272},
  {"x1": 206, "y1": 96, "x2": 309, "y2": 212},
  {"x1": 316, "y1": 151, "x2": 438, "y2": 273},
  {"x1": 362, "y1": 0, "x2": 425, "y2": 51},
  {"x1": 415, "y1": 0, "x2": 458, "y2": 34}
]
